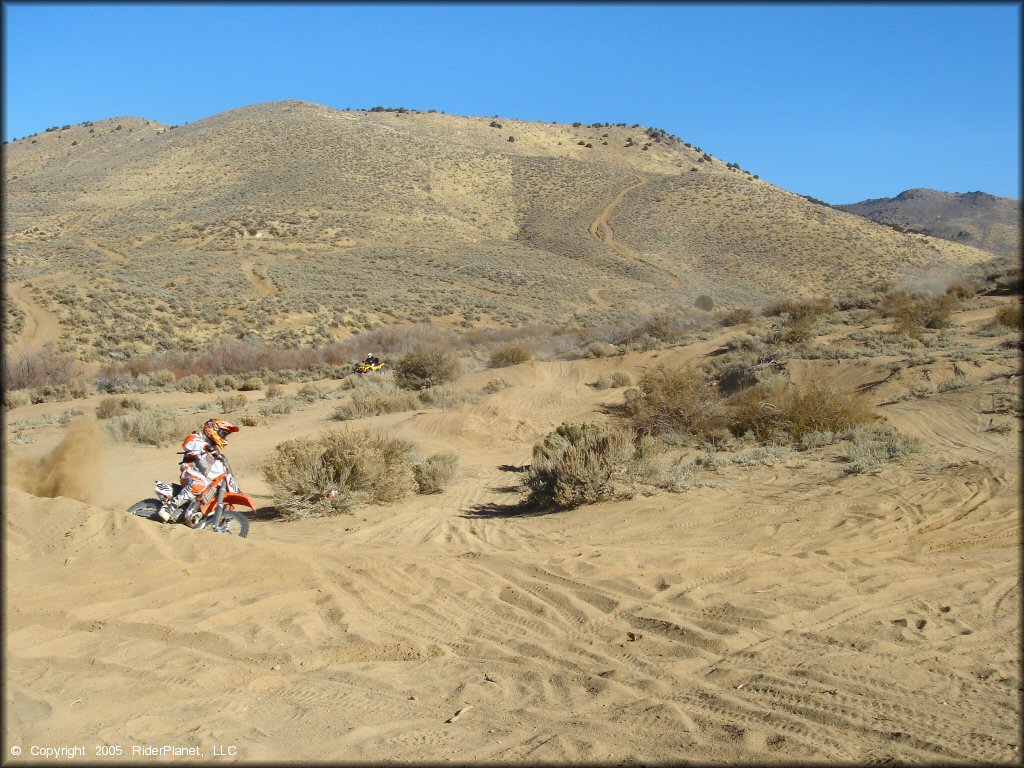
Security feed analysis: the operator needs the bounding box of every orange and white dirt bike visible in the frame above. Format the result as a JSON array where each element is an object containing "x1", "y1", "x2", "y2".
[{"x1": 127, "y1": 453, "x2": 255, "y2": 538}]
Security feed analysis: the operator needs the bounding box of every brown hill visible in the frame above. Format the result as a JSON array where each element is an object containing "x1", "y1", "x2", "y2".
[
  {"x1": 2, "y1": 100, "x2": 1002, "y2": 363},
  {"x1": 836, "y1": 188, "x2": 1021, "y2": 260}
]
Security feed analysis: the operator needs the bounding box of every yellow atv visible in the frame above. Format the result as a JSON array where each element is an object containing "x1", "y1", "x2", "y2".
[{"x1": 354, "y1": 360, "x2": 385, "y2": 374}]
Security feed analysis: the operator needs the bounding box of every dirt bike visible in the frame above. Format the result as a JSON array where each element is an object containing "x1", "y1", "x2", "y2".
[
  {"x1": 354, "y1": 360, "x2": 385, "y2": 374},
  {"x1": 127, "y1": 453, "x2": 255, "y2": 538}
]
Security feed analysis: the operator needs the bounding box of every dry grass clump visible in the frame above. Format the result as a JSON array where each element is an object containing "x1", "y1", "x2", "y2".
[
  {"x1": 584, "y1": 341, "x2": 619, "y2": 358},
  {"x1": 177, "y1": 374, "x2": 217, "y2": 393},
  {"x1": 262, "y1": 429, "x2": 419, "y2": 518},
  {"x1": 763, "y1": 297, "x2": 834, "y2": 321},
  {"x1": 728, "y1": 377, "x2": 875, "y2": 442},
  {"x1": 412, "y1": 451, "x2": 459, "y2": 494},
  {"x1": 879, "y1": 291, "x2": 958, "y2": 337},
  {"x1": 594, "y1": 371, "x2": 634, "y2": 389},
  {"x1": 994, "y1": 303, "x2": 1023, "y2": 331},
  {"x1": 481, "y1": 378, "x2": 511, "y2": 394},
  {"x1": 394, "y1": 347, "x2": 460, "y2": 391},
  {"x1": 334, "y1": 387, "x2": 422, "y2": 420},
  {"x1": 945, "y1": 280, "x2": 976, "y2": 299},
  {"x1": 841, "y1": 426, "x2": 924, "y2": 474},
  {"x1": 488, "y1": 344, "x2": 531, "y2": 368},
  {"x1": 717, "y1": 307, "x2": 755, "y2": 327},
  {"x1": 95, "y1": 396, "x2": 145, "y2": 419},
  {"x1": 217, "y1": 393, "x2": 248, "y2": 412},
  {"x1": 103, "y1": 407, "x2": 194, "y2": 446},
  {"x1": 624, "y1": 365, "x2": 724, "y2": 438},
  {"x1": 524, "y1": 422, "x2": 657, "y2": 509}
]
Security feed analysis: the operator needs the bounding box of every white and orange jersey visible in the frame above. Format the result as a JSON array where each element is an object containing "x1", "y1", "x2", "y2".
[{"x1": 182, "y1": 430, "x2": 215, "y2": 462}]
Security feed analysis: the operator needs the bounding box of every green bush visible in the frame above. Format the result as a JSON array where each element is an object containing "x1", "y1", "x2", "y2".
[
  {"x1": 262, "y1": 429, "x2": 419, "y2": 518},
  {"x1": 394, "y1": 347, "x2": 459, "y2": 391}
]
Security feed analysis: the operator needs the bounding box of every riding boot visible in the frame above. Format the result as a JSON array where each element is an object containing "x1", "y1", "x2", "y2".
[{"x1": 162, "y1": 487, "x2": 194, "y2": 523}]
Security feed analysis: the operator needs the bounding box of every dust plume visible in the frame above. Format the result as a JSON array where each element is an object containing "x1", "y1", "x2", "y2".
[{"x1": 17, "y1": 420, "x2": 102, "y2": 503}]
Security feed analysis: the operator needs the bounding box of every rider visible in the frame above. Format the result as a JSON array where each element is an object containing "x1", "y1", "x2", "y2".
[
  {"x1": 364, "y1": 352, "x2": 381, "y2": 367},
  {"x1": 158, "y1": 418, "x2": 239, "y2": 522}
]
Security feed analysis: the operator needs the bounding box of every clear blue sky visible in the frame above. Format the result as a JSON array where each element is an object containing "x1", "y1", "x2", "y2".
[{"x1": 2, "y1": 1, "x2": 1020, "y2": 204}]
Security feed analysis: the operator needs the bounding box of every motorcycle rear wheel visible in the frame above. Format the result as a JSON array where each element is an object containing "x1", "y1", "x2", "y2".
[
  {"x1": 127, "y1": 499, "x2": 162, "y2": 520},
  {"x1": 209, "y1": 509, "x2": 249, "y2": 538}
]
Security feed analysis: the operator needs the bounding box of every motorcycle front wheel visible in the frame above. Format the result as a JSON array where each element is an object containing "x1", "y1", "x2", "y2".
[{"x1": 209, "y1": 509, "x2": 250, "y2": 538}]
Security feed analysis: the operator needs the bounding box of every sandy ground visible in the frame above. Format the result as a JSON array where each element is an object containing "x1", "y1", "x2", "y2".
[{"x1": 3, "y1": 312, "x2": 1021, "y2": 764}]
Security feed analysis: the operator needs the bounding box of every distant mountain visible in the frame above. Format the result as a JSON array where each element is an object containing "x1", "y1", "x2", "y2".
[
  {"x1": 836, "y1": 188, "x2": 1020, "y2": 260},
  {"x1": 1, "y1": 101, "x2": 1005, "y2": 361}
]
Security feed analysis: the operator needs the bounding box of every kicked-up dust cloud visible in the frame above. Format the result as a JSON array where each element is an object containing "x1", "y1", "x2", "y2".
[{"x1": 16, "y1": 420, "x2": 102, "y2": 503}]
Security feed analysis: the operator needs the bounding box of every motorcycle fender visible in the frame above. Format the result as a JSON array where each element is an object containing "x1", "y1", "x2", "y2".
[{"x1": 222, "y1": 492, "x2": 257, "y2": 513}]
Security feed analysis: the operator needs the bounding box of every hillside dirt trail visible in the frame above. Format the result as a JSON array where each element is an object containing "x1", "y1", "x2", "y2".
[
  {"x1": 3, "y1": 304, "x2": 1019, "y2": 764},
  {"x1": 239, "y1": 258, "x2": 279, "y2": 297},
  {"x1": 5, "y1": 278, "x2": 65, "y2": 352},
  {"x1": 81, "y1": 236, "x2": 125, "y2": 262},
  {"x1": 589, "y1": 177, "x2": 685, "y2": 290}
]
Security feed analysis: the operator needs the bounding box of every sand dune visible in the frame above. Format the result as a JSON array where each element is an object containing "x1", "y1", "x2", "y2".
[{"x1": 4, "y1": 300, "x2": 1019, "y2": 764}]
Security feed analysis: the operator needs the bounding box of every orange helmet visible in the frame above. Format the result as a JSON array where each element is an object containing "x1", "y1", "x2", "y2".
[{"x1": 203, "y1": 418, "x2": 239, "y2": 450}]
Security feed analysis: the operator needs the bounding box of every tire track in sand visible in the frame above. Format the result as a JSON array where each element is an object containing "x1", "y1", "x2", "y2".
[{"x1": 589, "y1": 178, "x2": 684, "y2": 290}]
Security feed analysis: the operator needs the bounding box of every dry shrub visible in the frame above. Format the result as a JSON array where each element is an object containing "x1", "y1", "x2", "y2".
[
  {"x1": 96, "y1": 396, "x2": 144, "y2": 419},
  {"x1": 3, "y1": 389, "x2": 32, "y2": 409},
  {"x1": 264, "y1": 383, "x2": 285, "y2": 399},
  {"x1": 594, "y1": 371, "x2": 634, "y2": 389},
  {"x1": 239, "y1": 411, "x2": 265, "y2": 427},
  {"x1": 781, "y1": 316, "x2": 816, "y2": 345},
  {"x1": 263, "y1": 429, "x2": 419, "y2": 519},
  {"x1": 394, "y1": 347, "x2": 459, "y2": 391},
  {"x1": 624, "y1": 365, "x2": 724, "y2": 438},
  {"x1": 763, "y1": 297, "x2": 834, "y2": 321},
  {"x1": 995, "y1": 303, "x2": 1023, "y2": 331},
  {"x1": 2, "y1": 342, "x2": 90, "y2": 393},
  {"x1": 727, "y1": 377, "x2": 874, "y2": 442},
  {"x1": 104, "y1": 407, "x2": 194, "y2": 446},
  {"x1": 894, "y1": 294, "x2": 957, "y2": 336},
  {"x1": 718, "y1": 308, "x2": 755, "y2": 327},
  {"x1": 524, "y1": 422, "x2": 655, "y2": 509},
  {"x1": 489, "y1": 344, "x2": 531, "y2": 368},
  {"x1": 585, "y1": 341, "x2": 618, "y2": 358},
  {"x1": 413, "y1": 451, "x2": 459, "y2": 494},
  {"x1": 482, "y1": 378, "x2": 511, "y2": 394},
  {"x1": 334, "y1": 389, "x2": 421, "y2": 420},
  {"x1": 841, "y1": 426, "x2": 924, "y2": 474},
  {"x1": 946, "y1": 281, "x2": 975, "y2": 299},
  {"x1": 177, "y1": 374, "x2": 216, "y2": 393},
  {"x1": 217, "y1": 393, "x2": 248, "y2": 412}
]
